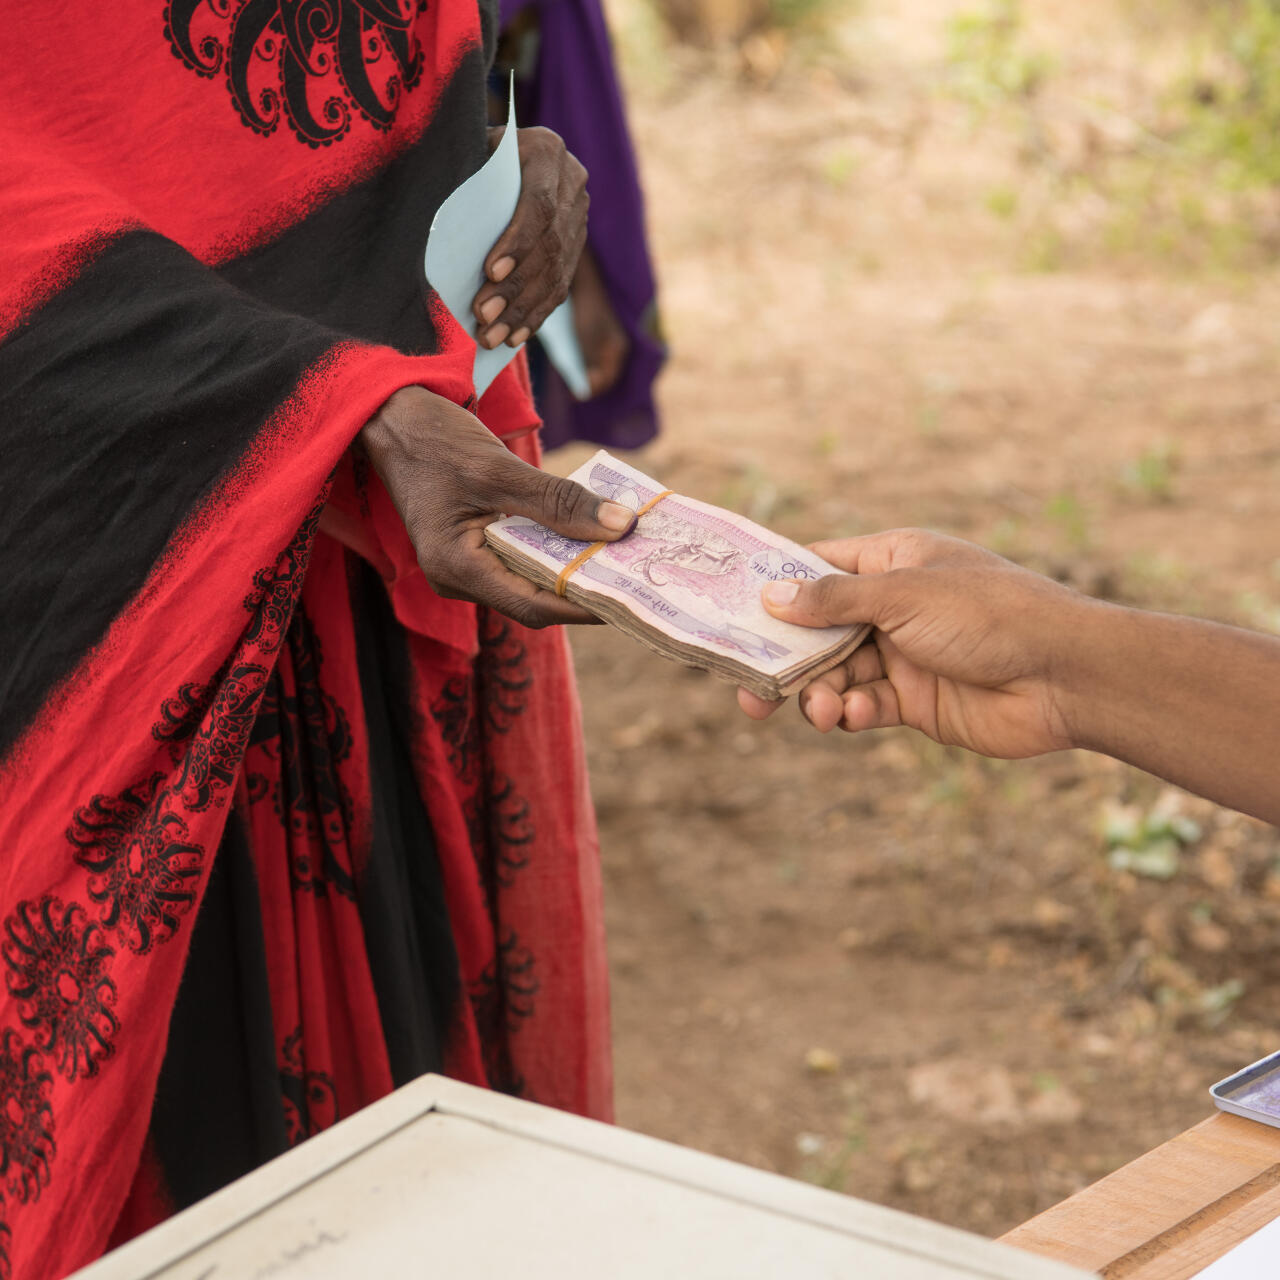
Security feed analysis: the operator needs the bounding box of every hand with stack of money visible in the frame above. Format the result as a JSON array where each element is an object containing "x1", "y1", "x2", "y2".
[
  {"x1": 486, "y1": 451, "x2": 869, "y2": 700},
  {"x1": 488, "y1": 455, "x2": 1280, "y2": 828},
  {"x1": 734, "y1": 528, "x2": 1280, "y2": 829}
]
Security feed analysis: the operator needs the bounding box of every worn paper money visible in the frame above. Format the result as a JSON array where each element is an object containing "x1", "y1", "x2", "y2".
[{"x1": 485, "y1": 452, "x2": 869, "y2": 698}]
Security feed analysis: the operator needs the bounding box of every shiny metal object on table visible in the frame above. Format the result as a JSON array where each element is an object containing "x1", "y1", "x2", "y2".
[{"x1": 1211, "y1": 1050, "x2": 1280, "y2": 1130}]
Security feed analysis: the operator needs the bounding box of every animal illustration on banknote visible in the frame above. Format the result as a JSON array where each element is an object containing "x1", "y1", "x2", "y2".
[{"x1": 624, "y1": 510, "x2": 744, "y2": 593}]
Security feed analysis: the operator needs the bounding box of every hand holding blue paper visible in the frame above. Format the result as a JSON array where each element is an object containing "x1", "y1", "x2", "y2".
[{"x1": 424, "y1": 79, "x2": 592, "y2": 401}]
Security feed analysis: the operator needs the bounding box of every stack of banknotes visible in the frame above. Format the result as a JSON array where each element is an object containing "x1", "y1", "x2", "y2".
[{"x1": 485, "y1": 452, "x2": 870, "y2": 700}]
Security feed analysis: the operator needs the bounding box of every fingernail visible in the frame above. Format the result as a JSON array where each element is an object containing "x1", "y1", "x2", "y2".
[
  {"x1": 509, "y1": 327, "x2": 530, "y2": 347},
  {"x1": 598, "y1": 501, "x2": 635, "y2": 532},
  {"x1": 484, "y1": 322, "x2": 510, "y2": 348},
  {"x1": 491, "y1": 256, "x2": 515, "y2": 282},
  {"x1": 480, "y1": 296, "x2": 506, "y2": 324},
  {"x1": 764, "y1": 581, "x2": 799, "y2": 607}
]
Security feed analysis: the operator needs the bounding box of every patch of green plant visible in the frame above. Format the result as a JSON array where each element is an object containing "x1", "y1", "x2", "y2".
[
  {"x1": 1197, "y1": 978, "x2": 1246, "y2": 1027},
  {"x1": 936, "y1": 0, "x2": 1280, "y2": 268},
  {"x1": 1177, "y1": 0, "x2": 1280, "y2": 190},
  {"x1": 1235, "y1": 590, "x2": 1280, "y2": 634},
  {"x1": 777, "y1": 856, "x2": 802, "y2": 884},
  {"x1": 612, "y1": 0, "x2": 677, "y2": 90},
  {"x1": 944, "y1": 0, "x2": 1054, "y2": 110},
  {"x1": 1032, "y1": 1070, "x2": 1061, "y2": 1094},
  {"x1": 927, "y1": 773, "x2": 968, "y2": 807},
  {"x1": 1120, "y1": 440, "x2": 1179, "y2": 503},
  {"x1": 908, "y1": 738, "x2": 972, "y2": 797},
  {"x1": 985, "y1": 184, "x2": 1020, "y2": 218},
  {"x1": 1118, "y1": 552, "x2": 1204, "y2": 614},
  {"x1": 915, "y1": 399, "x2": 944, "y2": 436},
  {"x1": 1020, "y1": 225, "x2": 1066, "y2": 273},
  {"x1": 985, "y1": 516, "x2": 1023, "y2": 556},
  {"x1": 1044, "y1": 491, "x2": 1092, "y2": 552},
  {"x1": 1102, "y1": 801, "x2": 1202, "y2": 880},
  {"x1": 763, "y1": 0, "x2": 852, "y2": 37},
  {"x1": 814, "y1": 428, "x2": 841, "y2": 458},
  {"x1": 820, "y1": 147, "x2": 859, "y2": 188},
  {"x1": 1095, "y1": 1, "x2": 1280, "y2": 267},
  {"x1": 798, "y1": 1104, "x2": 868, "y2": 1191}
]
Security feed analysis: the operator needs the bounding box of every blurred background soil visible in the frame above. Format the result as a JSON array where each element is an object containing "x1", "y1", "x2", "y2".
[{"x1": 549, "y1": 0, "x2": 1280, "y2": 1238}]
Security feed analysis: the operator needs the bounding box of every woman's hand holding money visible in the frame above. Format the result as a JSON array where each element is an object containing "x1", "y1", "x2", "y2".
[
  {"x1": 737, "y1": 528, "x2": 1280, "y2": 826},
  {"x1": 361, "y1": 387, "x2": 635, "y2": 628}
]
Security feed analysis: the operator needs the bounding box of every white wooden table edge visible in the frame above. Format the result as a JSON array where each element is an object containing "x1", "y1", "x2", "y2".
[{"x1": 74, "y1": 1075, "x2": 1094, "y2": 1280}]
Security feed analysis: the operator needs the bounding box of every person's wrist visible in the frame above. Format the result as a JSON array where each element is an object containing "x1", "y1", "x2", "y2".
[
  {"x1": 359, "y1": 386, "x2": 438, "y2": 467},
  {"x1": 1043, "y1": 594, "x2": 1126, "y2": 753}
]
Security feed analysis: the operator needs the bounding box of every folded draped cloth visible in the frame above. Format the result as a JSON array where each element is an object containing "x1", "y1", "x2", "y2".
[{"x1": 0, "y1": 7, "x2": 610, "y2": 1276}]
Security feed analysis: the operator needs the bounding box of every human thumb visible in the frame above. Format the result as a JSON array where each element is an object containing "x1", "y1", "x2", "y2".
[
  {"x1": 761, "y1": 572, "x2": 889, "y2": 629},
  {"x1": 494, "y1": 456, "x2": 636, "y2": 543}
]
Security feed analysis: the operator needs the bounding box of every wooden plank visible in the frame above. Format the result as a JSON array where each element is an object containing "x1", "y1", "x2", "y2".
[{"x1": 1000, "y1": 1112, "x2": 1280, "y2": 1278}]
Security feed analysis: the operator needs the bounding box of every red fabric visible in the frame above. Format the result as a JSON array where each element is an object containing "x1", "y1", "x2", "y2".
[
  {"x1": 2, "y1": 8, "x2": 479, "y2": 276},
  {"x1": 0, "y1": 7, "x2": 611, "y2": 1277},
  {"x1": 1, "y1": 366, "x2": 612, "y2": 1280}
]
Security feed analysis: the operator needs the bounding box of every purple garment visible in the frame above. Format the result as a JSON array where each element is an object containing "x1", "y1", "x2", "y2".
[{"x1": 500, "y1": 0, "x2": 666, "y2": 450}]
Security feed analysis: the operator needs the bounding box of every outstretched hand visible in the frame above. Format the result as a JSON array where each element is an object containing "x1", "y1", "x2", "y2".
[
  {"x1": 361, "y1": 387, "x2": 633, "y2": 628},
  {"x1": 737, "y1": 530, "x2": 1091, "y2": 759}
]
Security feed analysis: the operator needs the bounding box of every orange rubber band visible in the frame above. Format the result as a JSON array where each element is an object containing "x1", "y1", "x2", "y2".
[{"x1": 554, "y1": 489, "x2": 674, "y2": 598}]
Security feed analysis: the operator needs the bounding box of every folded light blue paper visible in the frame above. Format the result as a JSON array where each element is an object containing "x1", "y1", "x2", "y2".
[
  {"x1": 539, "y1": 294, "x2": 591, "y2": 401},
  {"x1": 424, "y1": 77, "x2": 592, "y2": 402}
]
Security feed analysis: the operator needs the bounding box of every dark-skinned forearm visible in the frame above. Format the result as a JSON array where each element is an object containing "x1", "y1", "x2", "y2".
[{"x1": 1058, "y1": 600, "x2": 1280, "y2": 825}]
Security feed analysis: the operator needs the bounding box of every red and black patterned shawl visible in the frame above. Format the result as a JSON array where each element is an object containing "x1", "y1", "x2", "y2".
[{"x1": 0, "y1": 5, "x2": 612, "y2": 1276}]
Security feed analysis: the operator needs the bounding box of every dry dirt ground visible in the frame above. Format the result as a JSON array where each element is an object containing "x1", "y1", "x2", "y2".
[{"x1": 549, "y1": 0, "x2": 1280, "y2": 1238}]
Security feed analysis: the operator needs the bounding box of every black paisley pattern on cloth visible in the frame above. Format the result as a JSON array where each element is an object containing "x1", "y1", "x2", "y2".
[
  {"x1": 165, "y1": 0, "x2": 431, "y2": 145},
  {"x1": 0, "y1": 2, "x2": 611, "y2": 1276}
]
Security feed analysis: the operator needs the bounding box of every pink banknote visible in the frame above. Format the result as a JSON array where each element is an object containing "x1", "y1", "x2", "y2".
[{"x1": 488, "y1": 452, "x2": 854, "y2": 675}]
